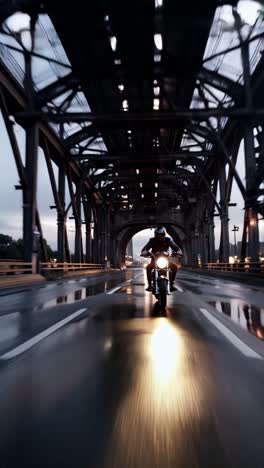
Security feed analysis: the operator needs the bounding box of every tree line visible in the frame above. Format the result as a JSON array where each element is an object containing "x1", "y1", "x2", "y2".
[{"x1": 0, "y1": 233, "x2": 56, "y2": 260}]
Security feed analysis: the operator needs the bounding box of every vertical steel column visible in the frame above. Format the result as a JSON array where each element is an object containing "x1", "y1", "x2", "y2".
[
  {"x1": 219, "y1": 164, "x2": 230, "y2": 262},
  {"x1": 23, "y1": 121, "x2": 39, "y2": 270},
  {"x1": 99, "y1": 205, "x2": 106, "y2": 264},
  {"x1": 74, "y1": 180, "x2": 83, "y2": 263},
  {"x1": 92, "y1": 204, "x2": 100, "y2": 263},
  {"x1": 208, "y1": 217, "x2": 216, "y2": 263},
  {"x1": 58, "y1": 164, "x2": 66, "y2": 262},
  {"x1": 104, "y1": 203, "x2": 111, "y2": 266},
  {"x1": 244, "y1": 125, "x2": 260, "y2": 261},
  {"x1": 22, "y1": 23, "x2": 39, "y2": 271},
  {"x1": 197, "y1": 202, "x2": 204, "y2": 264},
  {"x1": 83, "y1": 197, "x2": 92, "y2": 263},
  {"x1": 240, "y1": 25, "x2": 260, "y2": 261},
  {"x1": 240, "y1": 208, "x2": 249, "y2": 262}
]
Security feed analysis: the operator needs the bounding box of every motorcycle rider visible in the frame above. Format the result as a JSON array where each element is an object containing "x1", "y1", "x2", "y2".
[{"x1": 141, "y1": 226, "x2": 183, "y2": 292}]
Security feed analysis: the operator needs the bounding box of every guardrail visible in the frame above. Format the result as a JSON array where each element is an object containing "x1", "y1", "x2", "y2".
[
  {"x1": 0, "y1": 261, "x2": 33, "y2": 275},
  {"x1": 185, "y1": 262, "x2": 264, "y2": 274},
  {"x1": 41, "y1": 262, "x2": 105, "y2": 272},
  {"x1": 0, "y1": 261, "x2": 105, "y2": 276}
]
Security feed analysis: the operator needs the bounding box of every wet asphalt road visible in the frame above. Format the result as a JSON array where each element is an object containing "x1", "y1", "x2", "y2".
[{"x1": 0, "y1": 268, "x2": 264, "y2": 468}]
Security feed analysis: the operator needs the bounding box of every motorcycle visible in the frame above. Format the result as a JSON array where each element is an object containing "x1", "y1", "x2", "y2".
[{"x1": 140, "y1": 251, "x2": 181, "y2": 310}]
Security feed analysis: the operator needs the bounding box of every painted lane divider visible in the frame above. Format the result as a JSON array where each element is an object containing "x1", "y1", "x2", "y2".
[
  {"x1": 107, "y1": 272, "x2": 143, "y2": 294},
  {"x1": 0, "y1": 308, "x2": 87, "y2": 361},
  {"x1": 134, "y1": 273, "x2": 143, "y2": 279},
  {"x1": 107, "y1": 286, "x2": 122, "y2": 295},
  {"x1": 175, "y1": 285, "x2": 183, "y2": 292},
  {"x1": 199, "y1": 308, "x2": 262, "y2": 360}
]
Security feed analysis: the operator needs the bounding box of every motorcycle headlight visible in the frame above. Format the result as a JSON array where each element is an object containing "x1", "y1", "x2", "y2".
[{"x1": 157, "y1": 257, "x2": 168, "y2": 269}]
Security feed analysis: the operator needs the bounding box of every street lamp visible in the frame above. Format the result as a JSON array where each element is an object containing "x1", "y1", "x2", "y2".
[{"x1": 232, "y1": 225, "x2": 239, "y2": 256}]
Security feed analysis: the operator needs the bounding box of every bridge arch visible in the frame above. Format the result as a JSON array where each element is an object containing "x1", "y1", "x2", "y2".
[{"x1": 112, "y1": 222, "x2": 187, "y2": 267}]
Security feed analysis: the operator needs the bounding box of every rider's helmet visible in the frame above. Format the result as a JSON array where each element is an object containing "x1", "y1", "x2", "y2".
[{"x1": 154, "y1": 226, "x2": 166, "y2": 239}]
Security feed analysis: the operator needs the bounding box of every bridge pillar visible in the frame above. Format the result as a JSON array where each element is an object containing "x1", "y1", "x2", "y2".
[
  {"x1": 190, "y1": 233, "x2": 197, "y2": 264},
  {"x1": 240, "y1": 28, "x2": 260, "y2": 262},
  {"x1": 23, "y1": 122, "x2": 39, "y2": 271},
  {"x1": 244, "y1": 127, "x2": 260, "y2": 262},
  {"x1": 99, "y1": 206, "x2": 106, "y2": 264},
  {"x1": 219, "y1": 164, "x2": 230, "y2": 263},
  {"x1": 186, "y1": 235, "x2": 194, "y2": 264},
  {"x1": 74, "y1": 180, "x2": 83, "y2": 263},
  {"x1": 83, "y1": 200, "x2": 92, "y2": 263},
  {"x1": 92, "y1": 205, "x2": 101, "y2": 264},
  {"x1": 208, "y1": 217, "x2": 216, "y2": 263},
  {"x1": 201, "y1": 215, "x2": 208, "y2": 264},
  {"x1": 57, "y1": 164, "x2": 66, "y2": 262},
  {"x1": 104, "y1": 204, "x2": 111, "y2": 266}
]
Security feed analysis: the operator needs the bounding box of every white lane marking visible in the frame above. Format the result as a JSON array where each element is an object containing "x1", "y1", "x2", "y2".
[
  {"x1": 199, "y1": 308, "x2": 262, "y2": 359},
  {"x1": 0, "y1": 308, "x2": 87, "y2": 361},
  {"x1": 107, "y1": 272, "x2": 143, "y2": 294},
  {"x1": 107, "y1": 286, "x2": 122, "y2": 295},
  {"x1": 134, "y1": 273, "x2": 143, "y2": 279},
  {"x1": 175, "y1": 285, "x2": 183, "y2": 292}
]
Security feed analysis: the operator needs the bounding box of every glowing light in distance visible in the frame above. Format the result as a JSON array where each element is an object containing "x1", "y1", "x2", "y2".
[
  {"x1": 153, "y1": 98, "x2": 160, "y2": 110},
  {"x1": 122, "y1": 99, "x2": 129, "y2": 111},
  {"x1": 154, "y1": 54, "x2": 161, "y2": 63},
  {"x1": 110, "y1": 36, "x2": 117, "y2": 51},
  {"x1": 155, "y1": 0, "x2": 163, "y2": 7},
  {"x1": 154, "y1": 33, "x2": 163, "y2": 50}
]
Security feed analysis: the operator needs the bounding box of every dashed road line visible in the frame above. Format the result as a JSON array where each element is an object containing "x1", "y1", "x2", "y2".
[
  {"x1": 0, "y1": 308, "x2": 87, "y2": 361},
  {"x1": 199, "y1": 308, "x2": 262, "y2": 359}
]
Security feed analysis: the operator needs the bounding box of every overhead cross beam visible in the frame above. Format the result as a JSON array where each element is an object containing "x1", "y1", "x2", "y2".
[
  {"x1": 37, "y1": 72, "x2": 79, "y2": 106},
  {"x1": 198, "y1": 68, "x2": 243, "y2": 102},
  {"x1": 71, "y1": 151, "x2": 215, "y2": 161},
  {"x1": 15, "y1": 108, "x2": 264, "y2": 124}
]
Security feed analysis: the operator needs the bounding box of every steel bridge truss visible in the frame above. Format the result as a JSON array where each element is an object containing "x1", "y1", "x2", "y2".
[{"x1": 0, "y1": 1, "x2": 263, "y2": 268}]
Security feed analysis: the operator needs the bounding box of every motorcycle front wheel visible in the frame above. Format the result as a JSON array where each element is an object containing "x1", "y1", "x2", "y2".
[{"x1": 158, "y1": 278, "x2": 167, "y2": 310}]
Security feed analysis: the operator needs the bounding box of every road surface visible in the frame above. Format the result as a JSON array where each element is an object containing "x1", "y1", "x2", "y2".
[{"x1": 0, "y1": 268, "x2": 264, "y2": 468}]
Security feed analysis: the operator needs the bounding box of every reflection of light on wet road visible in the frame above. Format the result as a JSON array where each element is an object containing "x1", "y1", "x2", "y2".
[
  {"x1": 104, "y1": 319, "x2": 205, "y2": 467},
  {"x1": 208, "y1": 299, "x2": 264, "y2": 340},
  {"x1": 149, "y1": 318, "x2": 181, "y2": 384}
]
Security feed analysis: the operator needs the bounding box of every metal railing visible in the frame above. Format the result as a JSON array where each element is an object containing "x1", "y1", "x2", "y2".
[
  {"x1": 0, "y1": 261, "x2": 33, "y2": 275},
  {"x1": 41, "y1": 262, "x2": 105, "y2": 273},
  {"x1": 0, "y1": 261, "x2": 105, "y2": 276},
  {"x1": 184, "y1": 262, "x2": 264, "y2": 274}
]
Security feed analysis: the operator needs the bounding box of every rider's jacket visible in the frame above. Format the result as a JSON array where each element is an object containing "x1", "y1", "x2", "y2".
[{"x1": 141, "y1": 237, "x2": 181, "y2": 255}]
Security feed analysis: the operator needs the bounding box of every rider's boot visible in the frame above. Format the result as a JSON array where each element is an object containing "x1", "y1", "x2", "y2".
[
  {"x1": 145, "y1": 284, "x2": 152, "y2": 292},
  {"x1": 170, "y1": 282, "x2": 177, "y2": 292}
]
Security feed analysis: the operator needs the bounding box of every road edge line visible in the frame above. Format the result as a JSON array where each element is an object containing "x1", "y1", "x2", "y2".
[
  {"x1": 199, "y1": 308, "x2": 262, "y2": 359},
  {"x1": 0, "y1": 308, "x2": 87, "y2": 361}
]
